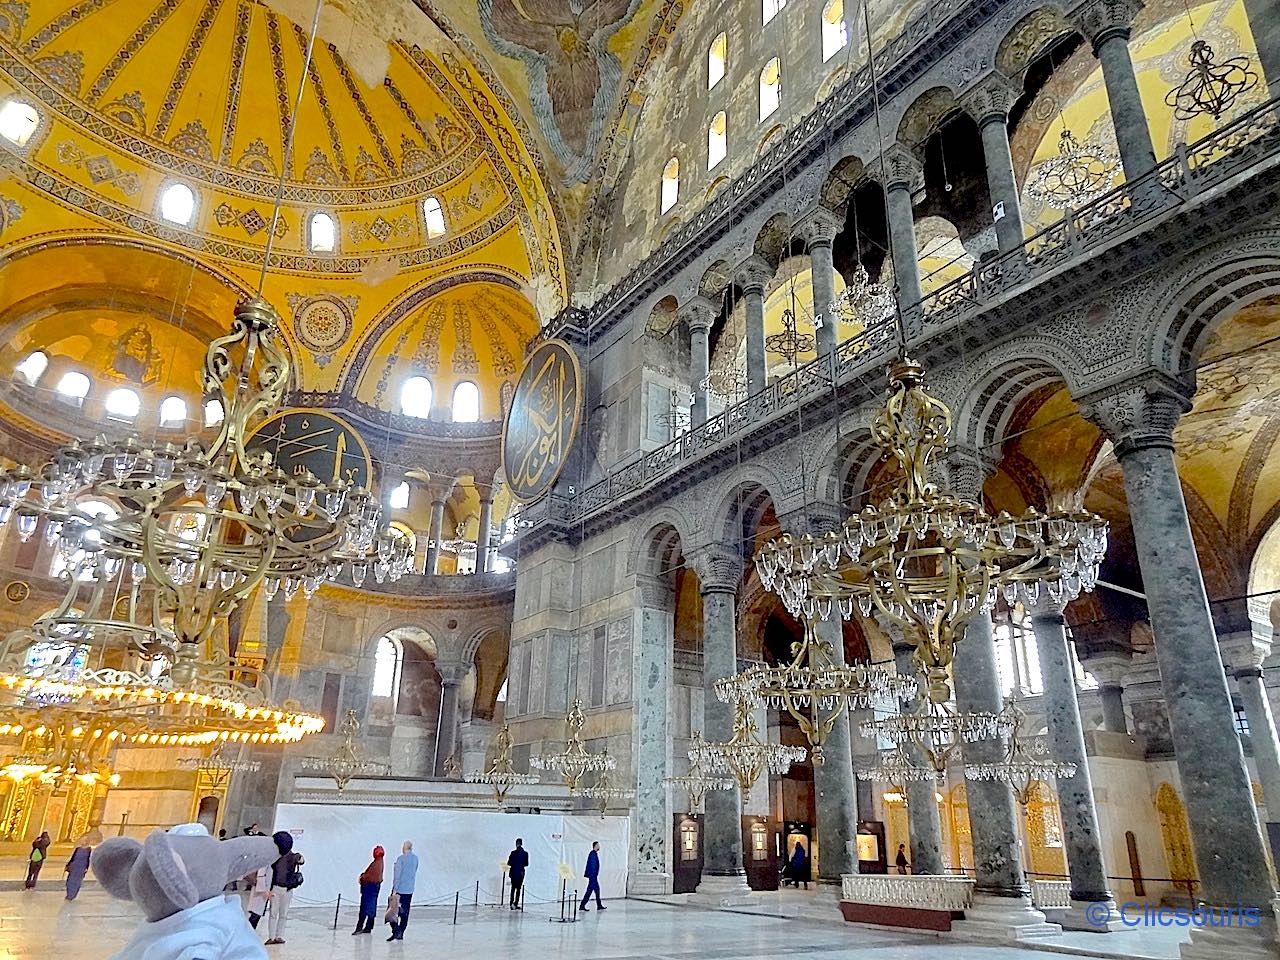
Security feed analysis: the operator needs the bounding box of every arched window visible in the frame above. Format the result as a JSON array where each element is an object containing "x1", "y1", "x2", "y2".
[
  {"x1": 400, "y1": 376, "x2": 433, "y2": 418},
  {"x1": 203, "y1": 398, "x2": 224, "y2": 427},
  {"x1": 0, "y1": 99, "x2": 39, "y2": 146},
  {"x1": 422, "y1": 197, "x2": 447, "y2": 238},
  {"x1": 389, "y1": 481, "x2": 410, "y2": 510},
  {"x1": 159, "y1": 395, "x2": 188, "y2": 427},
  {"x1": 707, "y1": 112, "x2": 728, "y2": 170},
  {"x1": 104, "y1": 387, "x2": 140, "y2": 421},
  {"x1": 660, "y1": 157, "x2": 680, "y2": 214},
  {"x1": 707, "y1": 32, "x2": 727, "y2": 89},
  {"x1": 822, "y1": 0, "x2": 848, "y2": 61},
  {"x1": 371, "y1": 635, "x2": 404, "y2": 716},
  {"x1": 452, "y1": 381, "x2": 480, "y2": 423},
  {"x1": 763, "y1": 0, "x2": 787, "y2": 25},
  {"x1": 159, "y1": 182, "x2": 196, "y2": 225},
  {"x1": 759, "y1": 58, "x2": 782, "y2": 121},
  {"x1": 308, "y1": 212, "x2": 337, "y2": 252},
  {"x1": 15, "y1": 351, "x2": 47, "y2": 385},
  {"x1": 55, "y1": 371, "x2": 90, "y2": 405}
]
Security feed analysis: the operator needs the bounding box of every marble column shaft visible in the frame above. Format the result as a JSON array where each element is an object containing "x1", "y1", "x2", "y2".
[
  {"x1": 1031, "y1": 609, "x2": 1113, "y2": 903},
  {"x1": 702, "y1": 584, "x2": 745, "y2": 876},
  {"x1": 476, "y1": 497, "x2": 493, "y2": 573},
  {"x1": 809, "y1": 240, "x2": 838, "y2": 359},
  {"x1": 1092, "y1": 30, "x2": 1157, "y2": 182},
  {"x1": 425, "y1": 497, "x2": 447, "y2": 575},
  {"x1": 1242, "y1": 0, "x2": 1280, "y2": 97},
  {"x1": 1235, "y1": 666, "x2": 1280, "y2": 830},
  {"x1": 892, "y1": 643, "x2": 945, "y2": 875},
  {"x1": 689, "y1": 318, "x2": 711, "y2": 427},
  {"x1": 812, "y1": 616, "x2": 858, "y2": 881},
  {"x1": 1117, "y1": 442, "x2": 1273, "y2": 906},
  {"x1": 434, "y1": 679, "x2": 461, "y2": 776},
  {"x1": 885, "y1": 183, "x2": 925, "y2": 310},
  {"x1": 977, "y1": 115, "x2": 1026, "y2": 253},
  {"x1": 743, "y1": 284, "x2": 767, "y2": 395},
  {"x1": 954, "y1": 613, "x2": 1027, "y2": 897},
  {"x1": 634, "y1": 587, "x2": 674, "y2": 888},
  {"x1": 1099, "y1": 685, "x2": 1127, "y2": 734}
]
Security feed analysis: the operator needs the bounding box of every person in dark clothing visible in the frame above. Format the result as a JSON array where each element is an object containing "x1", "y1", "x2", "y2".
[
  {"x1": 264, "y1": 830, "x2": 304, "y2": 946},
  {"x1": 579, "y1": 842, "x2": 605, "y2": 911},
  {"x1": 895, "y1": 843, "x2": 910, "y2": 875},
  {"x1": 506, "y1": 838, "x2": 529, "y2": 909},
  {"x1": 64, "y1": 841, "x2": 91, "y2": 899},
  {"x1": 24, "y1": 832, "x2": 51, "y2": 889},
  {"x1": 353, "y1": 846, "x2": 385, "y2": 934},
  {"x1": 783, "y1": 842, "x2": 810, "y2": 889}
]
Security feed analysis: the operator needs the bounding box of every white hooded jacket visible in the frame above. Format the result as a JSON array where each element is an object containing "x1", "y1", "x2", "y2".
[{"x1": 109, "y1": 895, "x2": 266, "y2": 960}]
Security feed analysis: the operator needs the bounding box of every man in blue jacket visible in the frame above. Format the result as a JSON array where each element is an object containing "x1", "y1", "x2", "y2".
[
  {"x1": 387, "y1": 840, "x2": 419, "y2": 941},
  {"x1": 579, "y1": 842, "x2": 605, "y2": 911},
  {"x1": 507, "y1": 838, "x2": 529, "y2": 909}
]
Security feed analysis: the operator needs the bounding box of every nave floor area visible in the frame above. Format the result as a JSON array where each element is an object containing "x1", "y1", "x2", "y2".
[{"x1": 0, "y1": 887, "x2": 1194, "y2": 960}]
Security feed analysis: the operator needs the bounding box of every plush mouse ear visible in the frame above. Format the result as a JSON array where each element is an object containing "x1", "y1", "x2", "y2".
[
  {"x1": 222, "y1": 835, "x2": 278, "y2": 884},
  {"x1": 141, "y1": 830, "x2": 200, "y2": 913},
  {"x1": 91, "y1": 837, "x2": 144, "y2": 901}
]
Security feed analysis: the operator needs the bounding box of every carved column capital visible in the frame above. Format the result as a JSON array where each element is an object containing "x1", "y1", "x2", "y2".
[
  {"x1": 435, "y1": 659, "x2": 473, "y2": 687},
  {"x1": 1220, "y1": 627, "x2": 1272, "y2": 673},
  {"x1": 690, "y1": 543, "x2": 744, "y2": 595},
  {"x1": 1025, "y1": 594, "x2": 1068, "y2": 621},
  {"x1": 880, "y1": 144, "x2": 925, "y2": 195},
  {"x1": 795, "y1": 206, "x2": 843, "y2": 250},
  {"x1": 1078, "y1": 374, "x2": 1192, "y2": 457},
  {"x1": 777, "y1": 501, "x2": 845, "y2": 537},
  {"x1": 934, "y1": 445, "x2": 998, "y2": 503},
  {"x1": 960, "y1": 73, "x2": 1019, "y2": 125},
  {"x1": 679, "y1": 295, "x2": 717, "y2": 334},
  {"x1": 1070, "y1": 0, "x2": 1144, "y2": 47},
  {"x1": 1079, "y1": 651, "x2": 1131, "y2": 687},
  {"x1": 733, "y1": 255, "x2": 774, "y2": 296},
  {"x1": 636, "y1": 574, "x2": 676, "y2": 611}
]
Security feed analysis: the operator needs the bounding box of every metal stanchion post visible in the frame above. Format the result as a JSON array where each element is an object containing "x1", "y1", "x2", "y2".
[
  {"x1": 333, "y1": 894, "x2": 341, "y2": 930},
  {"x1": 474, "y1": 880, "x2": 479, "y2": 906},
  {"x1": 453, "y1": 890, "x2": 459, "y2": 925},
  {"x1": 500, "y1": 873, "x2": 506, "y2": 908}
]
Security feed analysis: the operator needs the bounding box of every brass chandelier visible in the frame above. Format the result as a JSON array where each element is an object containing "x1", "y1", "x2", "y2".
[
  {"x1": 464, "y1": 722, "x2": 538, "y2": 807},
  {"x1": 964, "y1": 697, "x2": 1075, "y2": 804},
  {"x1": 755, "y1": 357, "x2": 1107, "y2": 704},
  {"x1": 665, "y1": 732, "x2": 734, "y2": 813},
  {"x1": 690, "y1": 700, "x2": 806, "y2": 795},
  {"x1": 530, "y1": 698, "x2": 615, "y2": 793},
  {"x1": 300, "y1": 709, "x2": 390, "y2": 793},
  {"x1": 860, "y1": 696, "x2": 1010, "y2": 774},
  {"x1": 580, "y1": 749, "x2": 633, "y2": 816}
]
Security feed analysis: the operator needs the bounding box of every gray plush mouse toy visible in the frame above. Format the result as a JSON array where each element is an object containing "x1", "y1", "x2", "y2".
[{"x1": 92, "y1": 822, "x2": 277, "y2": 960}]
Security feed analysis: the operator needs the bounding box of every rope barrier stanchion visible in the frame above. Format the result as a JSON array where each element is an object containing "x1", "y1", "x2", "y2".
[
  {"x1": 453, "y1": 891, "x2": 459, "y2": 925},
  {"x1": 333, "y1": 893, "x2": 340, "y2": 930},
  {"x1": 474, "y1": 880, "x2": 479, "y2": 907},
  {"x1": 500, "y1": 872, "x2": 506, "y2": 909}
]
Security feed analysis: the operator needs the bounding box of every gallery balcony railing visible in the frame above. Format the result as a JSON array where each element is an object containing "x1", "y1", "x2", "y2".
[{"x1": 534, "y1": 98, "x2": 1280, "y2": 533}]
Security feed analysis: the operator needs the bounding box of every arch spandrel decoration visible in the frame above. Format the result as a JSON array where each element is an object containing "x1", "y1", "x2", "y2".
[{"x1": 500, "y1": 338, "x2": 582, "y2": 503}]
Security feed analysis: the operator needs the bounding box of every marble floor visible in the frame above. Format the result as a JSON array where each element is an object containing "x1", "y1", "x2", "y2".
[{"x1": 0, "y1": 886, "x2": 1192, "y2": 960}]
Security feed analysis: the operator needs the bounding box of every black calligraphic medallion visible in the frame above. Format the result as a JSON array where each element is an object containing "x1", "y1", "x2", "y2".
[{"x1": 502, "y1": 339, "x2": 583, "y2": 503}]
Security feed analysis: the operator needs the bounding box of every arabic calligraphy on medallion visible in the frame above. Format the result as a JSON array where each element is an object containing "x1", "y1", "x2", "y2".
[{"x1": 502, "y1": 339, "x2": 582, "y2": 503}]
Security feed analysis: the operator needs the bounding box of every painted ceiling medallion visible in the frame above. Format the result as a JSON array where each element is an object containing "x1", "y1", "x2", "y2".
[{"x1": 288, "y1": 293, "x2": 357, "y2": 369}]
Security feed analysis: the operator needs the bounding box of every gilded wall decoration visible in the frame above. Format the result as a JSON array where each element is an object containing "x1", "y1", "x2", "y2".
[
  {"x1": 301, "y1": 147, "x2": 341, "y2": 186},
  {"x1": 3, "y1": 581, "x2": 29, "y2": 604},
  {"x1": 32, "y1": 49, "x2": 81, "y2": 92},
  {"x1": 54, "y1": 141, "x2": 141, "y2": 195},
  {"x1": 287, "y1": 293, "x2": 357, "y2": 369},
  {"x1": 0, "y1": 0, "x2": 27, "y2": 41},
  {"x1": 214, "y1": 202, "x2": 287, "y2": 239},
  {"x1": 411, "y1": 301, "x2": 449, "y2": 374},
  {"x1": 107, "y1": 323, "x2": 164, "y2": 385},
  {"x1": 451, "y1": 303, "x2": 480, "y2": 375},
  {"x1": 0, "y1": 196, "x2": 22, "y2": 236},
  {"x1": 170, "y1": 119, "x2": 214, "y2": 160},
  {"x1": 349, "y1": 214, "x2": 414, "y2": 245},
  {"x1": 236, "y1": 138, "x2": 275, "y2": 175},
  {"x1": 102, "y1": 91, "x2": 146, "y2": 129}
]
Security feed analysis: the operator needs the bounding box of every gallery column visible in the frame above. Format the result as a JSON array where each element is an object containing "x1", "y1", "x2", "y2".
[
  {"x1": 425, "y1": 492, "x2": 448, "y2": 575},
  {"x1": 797, "y1": 208, "x2": 843, "y2": 360},
  {"x1": 961, "y1": 75, "x2": 1026, "y2": 253},
  {"x1": 881, "y1": 146, "x2": 926, "y2": 336},
  {"x1": 433, "y1": 660, "x2": 469, "y2": 777},
  {"x1": 692, "y1": 543, "x2": 749, "y2": 895},
  {"x1": 735, "y1": 256, "x2": 772, "y2": 396},
  {"x1": 475, "y1": 486, "x2": 494, "y2": 573},
  {"x1": 892, "y1": 640, "x2": 945, "y2": 875},
  {"x1": 1084, "y1": 653, "x2": 1131, "y2": 734},
  {"x1": 1221, "y1": 627, "x2": 1280, "y2": 863},
  {"x1": 631, "y1": 575, "x2": 675, "y2": 894},
  {"x1": 1083, "y1": 378, "x2": 1276, "y2": 926},
  {"x1": 682, "y1": 297, "x2": 716, "y2": 427}
]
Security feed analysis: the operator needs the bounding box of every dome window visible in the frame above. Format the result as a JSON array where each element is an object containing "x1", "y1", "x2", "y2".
[
  {"x1": 422, "y1": 197, "x2": 447, "y2": 238},
  {"x1": 452, "y1": 381, "x2": 479, "y2": 423},
  {"x1": 763, "y1": 0, "x2": 787, "y2": 25},
  {"x1": 389, "y1": 481, "x2": 410, "y2": 510},
  {"x1": 708, "y1": 112, "x2": 727, "y2": 170},
  {"x1": 159, "y1": 396, "x2": 188, "y2": 427},
  {"x1": 15, "y1": 351, "x2": 47, "y2": 385},
  {"x1": 760, "y1": 58, "x2": 782, "y2": 121},
  {"x1": 309, "y1": 212, "x2": 337, "y2": 252},
  {"x1": 708, "y1": 33, "x2": 727, "y2": 89},
  {"x1": 822, "y1": 0, "x2": 848, "y2": 61},
  {"x1": 159, "y1": 182, "x2": 196, "y2": 226},
  {"x1": 660, "y1": 157, "x2": 680, "y2": 214},
  {"x1": 55, "y1": 371, "x2": 91, "y2": 406},
  {"x1": 401, "y1": 376, "x2": 433, "y2": 419},
  {"x1": 203, "y1": 398, "x2": 224, "y2": 427},
  {"x1": 104, "y1": 387, "x2": 140, "y2": 421},
  {"x1": 0, "y1": 100, "x2": 39, "y2": 147}
]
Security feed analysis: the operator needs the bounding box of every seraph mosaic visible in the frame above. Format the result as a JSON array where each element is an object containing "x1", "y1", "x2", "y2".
[{"x1": 480, "y1": 0, "x2": 642, "y2": 184}]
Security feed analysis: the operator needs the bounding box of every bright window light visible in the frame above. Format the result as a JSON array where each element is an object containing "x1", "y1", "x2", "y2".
[
  {"x1": 15, "y1": 351, "x2": 47, "y2": 385},
  {"x1": 423, "y1": 197, "x2": 446, "y2": 238},
  {"x1": 708, "y1": 112, "x2": 727, "y2": 170},
  {"x1": 0, "y1": 100, "x2": 39, "y2": 146},
  {"x1": 55, "y1": 371, "x2": 90, "y2": 404},
  {"x1": 452, "y1": 381, "x2": 480, "y2": 423},
  {"x1": 104, "y1": 387, "x2": 140, "y2": 421},
  {"x1": 760, "y1": 58, "x2": 782, "y2": 121},
  {"x1": 389, "y1": 481, "x2": 410, "y2": 510},
  {"x1": 660, "y1": 157, "x2": 679, "y2": 214},
  {"x1": 159, "y1": 395, "x2": 188, "y2": 426},
  {"x1": 372, "y1": 635, "x2": 403, "y2": 700},
  {"x1": 309, "y1": 212, "x2": 336, "y2": 252},
  {"x1": 203, "y1": 398, "x2": 224, "y2": 427},
  {"x1": 159, "y1": 183, "x2": 196, "y2": 225},
  {"x1": 401, "y1": 376, "x2": 432, "y2": 418},
  {"x1": 708, "y1": 32, "x2": 727, "y2": 89},
  {"x1": 822, "y1": 0, "x2": 849, "y2": 61},
  {"x1": 763, "y1": 0, "x2": 787, "y2": 25}
]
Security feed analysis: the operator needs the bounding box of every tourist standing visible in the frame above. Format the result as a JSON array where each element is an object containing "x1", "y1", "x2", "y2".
[
  {"x1": 579, "y1": 842, "x2": 605, "y2": 911},
  {"x1": 386, "y1": 840, "x2": 418, "y2": 941},
  {"x1": 353, "y1": 845, "x2": 385, "y2": 934},
  {"x1": 24, "y1": 832, "x2": 50, "y2": 889},
  {"x1": 64, "y1": 839, "x2": 92, "y2": 900},
  {"x1": 784, "y1": 841, "x2": 810, "y2": 889},
  {"x1": 895, "y1": 843, "x2": 909, "y2": 875},
  {"x1": 506, "y1": 838, "x2": 529, "y2": 909},
  {"x1": 263, "y1": 831, "x2": 304, "y2": 946}
]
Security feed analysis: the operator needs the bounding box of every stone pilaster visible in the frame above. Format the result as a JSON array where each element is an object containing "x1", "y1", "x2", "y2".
[
  {"x1": 881, "y1": 145, "x2": 926, "y2": 331},
  {"x1": 681, "y1": 296, "x2": 716, "y2": 426},
  {"x1": 631, "y1": 575, "x2": 676, "y2": 894},
  {"x1": 961, "y1": 75, "x2": 1026, "y2": 254},
  {"x1": 735, "y1": 256, "x2": 773, "y2": 395},
  {"x1": 796, "y1": 207, "x2": 843, "y2": 359},
  {"x1": 1081, "y1": 376, "x2": 1276, "y2": 913}
]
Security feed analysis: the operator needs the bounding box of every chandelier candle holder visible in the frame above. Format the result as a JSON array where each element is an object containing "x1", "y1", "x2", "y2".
[
  {"x1": 860, "y1": 696, "x2": 1011, "y2": 775},
  {"x1": 1166, "y1": 39, "x2": 1259, "y2": 121},
  {"x1": 664, "y1": 732, "x2": 734, "y2": 814},
  {"x1": 176, "y1": 743, "x2": 262, "y2": 775},
  {"x1": 690, "y1": 699, "x2": 807, "y2": 795},
  {"x1": 714, "y1": 619, "x2": 915, "y2": 762},
  {"x1": 754, "y1": 357, "x2": 1108, "y2": 704},
  {"x1": 0, "y1": 719, "x2": 120, "y2": 788},
  {"x1": 700, "y1": 369, "x2": 749, "y2": 406},
  {"x1": 859, "y1": 740, "x2": 939, "y2": 787},
  {"x1": 530, "y1": 699, "x2": 616, "y2": 794},
  {"x1": 764, "y1": 308, "x2": 816, "y2": 368},
  {"x1": 464, "y1": 722, "x2": 538, "y2": 807},
  {"x1": 580, "y1": 749, "x2": 633, "y2": 817},
  {"x1": 300, "y1": 709, "x2": 389, "y2": 793},
  {"x1": 964, "y1": 697, "x2": 1076, "y2": 804}
]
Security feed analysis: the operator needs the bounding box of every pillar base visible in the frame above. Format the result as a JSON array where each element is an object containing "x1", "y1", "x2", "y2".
[
  {"x1": 1054, "y1": 899, "x2": 1124, "y2": 932},
  {"x1": 950, "y1": 893, "x2": 1062, "y2": 943},
  {"x1": 1179, "y1": 914, "x2": 1279, "y2": 960},
  {"x1": 627, "y1": 872, "x2": 673, "y2": 896},
  {"x1": 691, "y1": 874, "x2": 754, "y2": 907}
]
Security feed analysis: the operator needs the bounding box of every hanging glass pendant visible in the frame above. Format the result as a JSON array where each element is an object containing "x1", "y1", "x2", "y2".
[
  {"x1": 1026, "y1": 128, "x2": 1120, "y2": 209},
  {"x1": 1165, "y1": 40, "x2": 1259, "y2": 121}
]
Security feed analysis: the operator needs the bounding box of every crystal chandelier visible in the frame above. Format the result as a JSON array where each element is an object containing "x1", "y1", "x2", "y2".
[
  {"x1": 176, "y1": 743, "x2": 262, "y2": 775},
  {"x1": 713, "y1": 619, "x2": 915, "y2": 762},
  {"x1": 834, "y1": 262, "x2": 895, "y2": 328},
  {"x1": 690, "y1": 699, "x2": 807, "y2": 794},
  {"x1": 859, "y1": 740, "x2": 938, "y2": 786},
  {"x1": 580, "y1": 749, "x2": 633, "y2": 816},
  {"x1": 860, "y1": 696, "x2": 1010, "y2": 774},
  {"x1": 464, "y1": 722, "x2": 538, "y2": 807},
  {"x1": 1166, "y1": 39, "x2": 1259, "y2": 121},
  {"x1": 1026, "y1": 128, "x2": 1119, "y2": 210},
  {"x1": 763, "y1": 308, "x2": 816, "y2": 368},
  {"x1": 300, "y1": 709, "x2": 390, "y2": 793},
  {"x1": 755, "y1": 357, "x2": 1108, "y2": 703},
  {"x1": 700, "y1": 369, "x2": 749, "y2": 405},
  {"x1": 530, "y1": 699, "x2": 616, "y2": 793},
  {"x1": 665, "y1": 732, "x2": 734, "y2": 813},
  {"x1": 964, "y1": 697, "x2": 1075, "y2": 804}
]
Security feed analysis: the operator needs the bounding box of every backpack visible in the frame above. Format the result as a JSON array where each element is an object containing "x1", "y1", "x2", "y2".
[
  {"x1": 30, "y1": 849, "x2": 43, "y2": 863},
  {"x1": 284, "y1": 854, "x2": 304, "y2": 890}
]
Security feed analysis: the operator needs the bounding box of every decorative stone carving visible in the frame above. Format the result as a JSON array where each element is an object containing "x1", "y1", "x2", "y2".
[
  {"x1": 733, "y1": 255, "x2": 773, "y2": 295},
  {"x1": 960, "y1": 73, "x2": 1019, "y2": 125},
  {"x1": 1077, "y1": 374, "x2": 1192, "y2": 456},
  {"x1": 1070, "y1": 0, "x2": 1143, "y2": 45},
  {"x1": 678, "y1": 295, "x2": 717, "y2": 334},
  {"x1": 777, "y1": 501, "x2": 844, "y2": 537},
  {"x1": 795, "y1": 207, "x2": 843, "y2": 250},
  {"x1": 434, "y1": 659, "x2": 472, "y2": 688},
  {"x1": 996, "y1": 8, "x2": 1075, "y2": 77},
  {"x1": 881, "y1": 143, "x2": 925, "y2": 194},
  {"x1": 690, "y1": 543, "x2": 743, "y2": 594},
  {"x1": 636, "y1": 574, "x2": 676, "y2": 611},
  {"x1": 934, "y1": 445, "x2": 998, "y2": 502}
]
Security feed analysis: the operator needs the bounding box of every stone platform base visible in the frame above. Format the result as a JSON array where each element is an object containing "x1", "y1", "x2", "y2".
[
  {"x1": 839, "y1": 900, "x2": 962, "y2": 931},
  {"x1": 689, "y1": 874, "x2": 754, "y2": 908},
  {"x1": 1180, "y1": 917, "x2": 1280, "y2": 960},
  {"x1": 1046, "y1": 899, "x2": 1126, "y2": 932},
  {"x1": 627, "y1": 872, "x2": 673, "y2": 896},
  {"x1": 949, "y1": 893, "x2": 1063, "y2": 943}
]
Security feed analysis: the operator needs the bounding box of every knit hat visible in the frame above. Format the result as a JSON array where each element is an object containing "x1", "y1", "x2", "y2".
[
  {"x1": 372, "y1": 846, "x2": 385, "y2": 859},
  {"x1": 272, "y1": 831, "x2": 294, "y2": 855}
]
